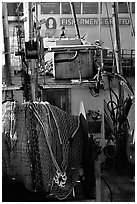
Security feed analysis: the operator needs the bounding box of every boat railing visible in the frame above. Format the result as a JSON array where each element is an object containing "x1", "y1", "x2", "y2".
[{"x1": 103, "y1": 49, "x2": 135, "y2": 77}]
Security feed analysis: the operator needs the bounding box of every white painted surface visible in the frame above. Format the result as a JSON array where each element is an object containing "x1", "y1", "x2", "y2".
[{"x1": 71, "y1": 87, "x2": 104, "y2": 140}]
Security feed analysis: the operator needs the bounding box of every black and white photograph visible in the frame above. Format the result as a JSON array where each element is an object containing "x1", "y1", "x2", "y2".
[{"x1": 2, "y1": 1, "x2": 135, "y2": 202}]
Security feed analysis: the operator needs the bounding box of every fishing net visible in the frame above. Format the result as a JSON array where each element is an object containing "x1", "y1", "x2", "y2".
[{"x1": 2, "y1": 101, "x2": 83, "y2": 200}]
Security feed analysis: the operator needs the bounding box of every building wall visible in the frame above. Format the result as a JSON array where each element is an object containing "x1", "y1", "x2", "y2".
[
  {"x1": 6, "y1": 2, "x2": 135, "y2": 50},
  {"x1": 4, "y1": 2, "x2": 135, "y2": 73},
  {"x1": 36, "y1": 2, "x2": 135, "y2": 49},
  {"x1": 3, "y1": 2, "x2": 135, "y2": 84}
]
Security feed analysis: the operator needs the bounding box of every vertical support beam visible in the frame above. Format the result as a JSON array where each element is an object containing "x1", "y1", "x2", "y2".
[
  {"x1": 70, "y1": 2, "x2": 82, "y2": 82},
  {"x1": 16, "y1": 3, "x2": 22, "y2": 51},
  {"x1": 36, "y1": 3, "x2": 39, "y2": 40},
  {"x1": 29, "y1": 2, "x2": 38, "y2": 101},
  {"x1": 35, "y1": 2, "x2": 39, "y2": 100},
  {"x1": 98, "y1": 2, "x2": 101, "y2": 42},
  {"x1": 2, "y1": 2, "x2": 12, "y2": 86},
  {"x1": 127, "y1": 2, "x2": 135, "y2": 37},
  {"x1": 23, "y1": 2, "x2": 29, "y2": 42},
  {"x1": 112, "y1": 2, "x2": 124, "y2": 108},
  {"x1": 16, "y1": 3, "x2": 24, "y2": 70},
  {"x1": 98, "y1": 2, "x2": 104, "y2": 69}
]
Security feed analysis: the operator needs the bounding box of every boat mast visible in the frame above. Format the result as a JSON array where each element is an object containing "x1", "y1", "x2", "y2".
[
  {"x1": 98, "y1": 2, "x2": 101, "y2": 42},
  {"x1": 28, "y1": 2, "x2": 38, "y2": 101},
  {"x1": 2, "y1": 2, "x2": 12, "y2": 86}
]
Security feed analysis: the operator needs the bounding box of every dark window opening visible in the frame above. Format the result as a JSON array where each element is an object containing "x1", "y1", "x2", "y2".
[
  {"x1": 62, "y1": 2, "x2": 81, "y2": 14},
  {"x1": 41, "y1": 2, "x2": 60, "y2": 14},
  {"x1": 132, "y1": 2, "x2": 135, "y2": 13},
  {"x1": 7, "y1": 3, "x2": 23, "y2": 16},
  {"x1": 118, "y1": 2, "x2": 128, "y2": 13},
  {"x1": 42, "y1": 89, "x2": 70, "y2": 113},
  {"x1": 82, "y1": 2, "x2": 102, "y2": 14}
]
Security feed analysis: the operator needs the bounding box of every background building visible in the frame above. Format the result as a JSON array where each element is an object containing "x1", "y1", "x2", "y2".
[
  {"x1": 6, "y1": 2, "x2": 135, "y2": 48},
  {"x1": 24, "y1": 2, "x2": 135, "y2": 49},
  {"x1": 4, "y1": 2, "x2": 135, "y2": 76}
]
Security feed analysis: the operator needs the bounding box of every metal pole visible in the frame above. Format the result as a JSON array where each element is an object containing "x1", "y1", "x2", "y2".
[
  {"x1": 111, "y1": 2, "x2": 124, "y2": 125},
  {"x1": 127, "y1": 2, "x2": 135, "y2": 37},
  {"x1": 29, "y1": 2, "x2": 34, "y2": 42},
  {"x1": 35, "y1": 2, "x2": 39, "y2": 99},
  {"x1": 70, "y1": 2, "x2": 82, "y2": 81},
  {"x1": 70, "y1": 2, "x2": 81, "y2": 40},
  {"x1": 98, "y1": 2, "x2": 104, "y2": 69},
  {"x1": 2, "y1": 2, "x2": 12, "y2": 86},
  {"x1": 98, "y1": 2, "x2": 101, "y2": 42},
  {"x1": 111, "y1": 2, "x2": 123, "y2": 75},
  {"x1": 29, "y1": 2, "x2": 38, "y2": 101}
]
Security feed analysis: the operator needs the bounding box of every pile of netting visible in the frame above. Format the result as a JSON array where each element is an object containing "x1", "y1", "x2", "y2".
[{"x1": 2, "y1": 101, "x2": 83, "y2": 200}]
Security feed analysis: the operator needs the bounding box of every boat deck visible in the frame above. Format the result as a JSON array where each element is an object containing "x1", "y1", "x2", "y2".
[{"x1": 3, "y1": 168, "x2": 135, "y2": 202}]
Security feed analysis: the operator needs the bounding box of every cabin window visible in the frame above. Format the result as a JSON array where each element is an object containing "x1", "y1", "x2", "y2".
[
  {"x1": 132, "y1": 2, "x2": 135, "y2": 13},
  {"x1": 41, "y1": 2, "x2": 60, "y2": 14},
  {"x1": 42, "y1": 89, "x2": 70, "y2": 113},
  {"x1": 82, "y1": 2, "x2": 102, "y2": 14},
  {"x1": 62, "y1": 2, "x2": 81, "y2": 14},
  {"x1": 7, "y1": 3, "x2": 23, "y2": 16},
  {"x1": 118, "y1": 2, "x2": 128, "y2": 13}
]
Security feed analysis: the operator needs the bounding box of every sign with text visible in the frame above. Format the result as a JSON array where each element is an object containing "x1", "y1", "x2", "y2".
[{"x1": 60, "y1": 17, "x2": 130, "y2": 26}]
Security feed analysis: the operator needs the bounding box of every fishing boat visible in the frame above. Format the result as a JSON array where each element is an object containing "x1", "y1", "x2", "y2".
[{"x1": 2, "y1": 2, "x2": 135, "y2": 202}]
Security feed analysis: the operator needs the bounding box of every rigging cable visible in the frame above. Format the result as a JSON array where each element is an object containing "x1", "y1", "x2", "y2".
[
  {"x1": 127, "y1": 2, "x2": 135, "y2": 37},
  {"x1": 15, "y1": 2, "x2": 22, "y2": 14}
]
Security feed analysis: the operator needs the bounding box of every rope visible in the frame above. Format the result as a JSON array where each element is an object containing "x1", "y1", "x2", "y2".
[
  {"x1": 3, "y1": 101, "x2": 82, "y2": 200},
  {"x1": 29, "y1": 103, "x2": 63, "y2": 174},
  {"x1": 15, "y1": 3, "x2": 22, "y2": 13},
  {"x1": 44, "y1": 102, "x2": 81, "y2": 172},
  {"x1": 45, "y1": 103, "x2": 62, "y2": 145},
  {"x1": 26, "y1": 103, "x2": 44, "y2": 191}
]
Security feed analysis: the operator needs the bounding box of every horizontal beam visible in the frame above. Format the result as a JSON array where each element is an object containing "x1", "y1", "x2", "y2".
[{"x1": 44, "y1": 45, "x2": 101, "y2": 53}]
